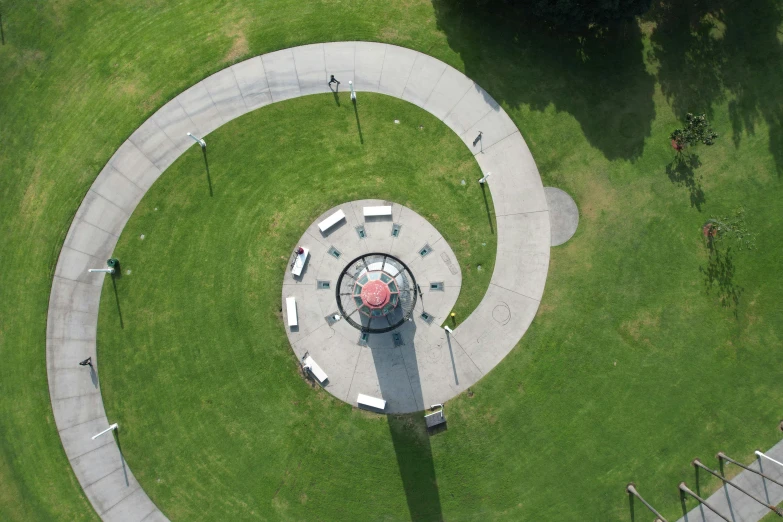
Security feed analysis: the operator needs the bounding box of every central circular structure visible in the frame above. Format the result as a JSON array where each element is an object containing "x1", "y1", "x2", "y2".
[
  {"x1": 337, "y1": 253, "x2": 418, "y2": 333},
  {"x1": 359, "y1": 279, "x2": 393, "y2": 309}
]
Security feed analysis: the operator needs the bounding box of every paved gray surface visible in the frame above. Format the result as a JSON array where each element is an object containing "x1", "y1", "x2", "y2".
[
  {"x1": 47, "y1": 42, "x2": 550, "y2": 520},
  {"x1": 544, "y1": 186, "x2": 579, "y2": 246},
  {"x1": 283, "y1": 201, "x2": 470, "y2": 413},
  {"x1": 675, "y1": 440, "x2": 783, "y2": 522}
]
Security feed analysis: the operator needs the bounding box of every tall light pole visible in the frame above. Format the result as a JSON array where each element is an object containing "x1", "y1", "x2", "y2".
[
  {"x1": 88, "y1": 258, "x2": 118, "y2": 274},
  {"x1": 187, "y1": 132, "x2": 206, "y2": 148},
  {"x1": 92, "y1": 423, "x2": 118, "y2": 440},
  {"x1": 187, "y1": 133, "x2": 212, "y2": 196},
  {"x1": 349, "y1": 81, "x2": 356, "y2": 102}
]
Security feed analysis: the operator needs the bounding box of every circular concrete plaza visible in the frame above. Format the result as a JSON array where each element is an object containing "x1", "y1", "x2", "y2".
[
  {"x1": 283, "y1": 200, "x2": 464, "y2": 413},
  {"x1": 46, "y1": 42, "x2": 552, "y2": 520},
  {"x1": 545, "y1": 186, "x2": 579, "y2": 246}
]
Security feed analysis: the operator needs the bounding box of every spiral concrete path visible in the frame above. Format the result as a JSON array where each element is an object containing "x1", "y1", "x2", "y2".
[{"x1": 47, "y1": 42, "x2": 550, "y2": 521}]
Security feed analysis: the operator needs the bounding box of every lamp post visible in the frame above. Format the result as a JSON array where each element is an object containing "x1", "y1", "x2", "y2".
[
  {"x1": 349, "y1": 81, "x2": 356, "y2": 102},
  {"x1": 479, "y1": 172, "x2": 492, "y2": 184},
  {"x1": 88, "y1": 258, "x2": 118, "y2": 274},
  {"x1": 187, "y1": 133, "x2": 212, "y2": 196},
  {"x1": 91, "y1": 423, "x2": 118, "y2": 440},
  {"x1": 187, "y1": 132, "x2": 206, "y2": 148}
]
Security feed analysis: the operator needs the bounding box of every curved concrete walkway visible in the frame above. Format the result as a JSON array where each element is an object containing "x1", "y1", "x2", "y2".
[{"x1": 47, "y1": 42, "x2": 549, "y2": 521}]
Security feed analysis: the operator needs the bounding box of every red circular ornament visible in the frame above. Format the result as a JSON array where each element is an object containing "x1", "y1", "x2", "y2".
[{"x1": 360, "y1": 280, "x2": 391, "y2": 308}]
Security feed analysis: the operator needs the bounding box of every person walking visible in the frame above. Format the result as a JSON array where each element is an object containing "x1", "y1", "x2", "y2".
[
  {"x1": 328, "y1": 74, "x2": 340, "y2": 86},
  {"x1": 79, "y1": 357, "x2": 93, "y2": 368}
]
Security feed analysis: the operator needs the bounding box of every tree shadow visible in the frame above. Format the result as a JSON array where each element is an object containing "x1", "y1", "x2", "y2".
[
  {"x1": 700, "y1": 244, "x2": 743, "y2": 317},
  {"x1": 647, "y1": 0, "x2": 726, "y2": 119},
  {"x1": 666, "y1": 152, "x2": 705, "y2": 210},
  {"x1": 648, "y1": 0, "x2": 783, "y2": 175},
  {"x1": 432, "y1": 0, "x2": 656, "y2": 161}
]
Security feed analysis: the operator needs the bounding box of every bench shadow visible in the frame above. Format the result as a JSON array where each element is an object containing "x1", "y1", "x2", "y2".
[{"x1": 666, "y1": 152, "x2": 705, "y2": 211}]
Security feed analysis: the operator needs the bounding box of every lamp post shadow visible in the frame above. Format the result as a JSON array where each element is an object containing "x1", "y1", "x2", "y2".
[
  {"x1": 353, "y1": 100, "x2": 364, "y2": 145},
  {"x1": 113, "y1": 430, "x2": 129, "y2": 487},
  {"x1": 111, "y1": 275, "x2": 124, "y2": 329},
  {"x1": 479, "y1": 183, "x2": 494, "y2": 234},
  {"x1": 202, "y1": 147, "x2": 213, "y2": 197}
]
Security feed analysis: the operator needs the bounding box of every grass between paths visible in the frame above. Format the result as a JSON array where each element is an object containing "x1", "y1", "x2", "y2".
[
  {"x1": 1, "y1": 0, "x2": 782, "y2": 520},
  {"x1": 99, "y1": 93, "x2": 493, "y2": 521}
]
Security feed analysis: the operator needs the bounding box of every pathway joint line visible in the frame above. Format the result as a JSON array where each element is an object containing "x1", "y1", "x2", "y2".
[
  {"x1": 229, "y1": 66, "x2": 251, "y2": 112},
  {"x1": 420, "y1": 65, "x2": 448, "y2": 108},
  {"x1": 96, "y1": 481, "x2": 142, "y2": 515},
  {"x1": 87, "y1": 189, "x2": 132, "y2": 217}
]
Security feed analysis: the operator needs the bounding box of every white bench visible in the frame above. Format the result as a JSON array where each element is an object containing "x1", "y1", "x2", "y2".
[
  {"x1": 357, "y1": 393, "x2": 386, "y2": 411},
  {"x1": 363, "y1": 205, "x2": 392, "y2": 217},
  {"x1": 291, "y1": 247, "x2": 309, "y2": 277},
  {"x1": 303, "y1": 355, "x2": 328, "y2": 383},
  {"x1": 286, "y1": 297, "x2": 298, "y2": 327},
  {"x1": 318, "y1": 209, "x2": 346, "y2": 232}
]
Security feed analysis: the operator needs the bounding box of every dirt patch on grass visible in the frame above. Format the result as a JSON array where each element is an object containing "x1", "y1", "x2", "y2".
[
  {"x1": 621, "y1": 309, "x2": 660, "y2": 343},
  {"x1": 578, "y1": 173, "x2": 618, "y2": 222},
  {"x1": 223, "y1": 30, "x2": 249, "y2": 64},
  {"x1": 18, "y1": 166, "x2": 50, "y2": 220}
]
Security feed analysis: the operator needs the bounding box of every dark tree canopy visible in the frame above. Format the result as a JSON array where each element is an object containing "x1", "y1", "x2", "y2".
[{"x1": 476, "y1": 0, "x2": 653, "y2": 28}]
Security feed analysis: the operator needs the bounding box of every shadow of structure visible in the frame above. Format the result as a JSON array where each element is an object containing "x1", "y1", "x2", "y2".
[
  {"x1": 700, "y1": 244, "x2": 743, "y2": 317},
  {"x1": 648, "y1": 0, "x2": 783, "y2": 175},
  {"x1": 201, "y1": 147, "x2": 214, "y2": 196},
  {"x1": 111, "y1": 276, "x2": 124, "y2": 329},
  {"x1": 366, "y1": 320, "x2": 444, "y2": 522},
  {"x1": 353, "y1": 100, "x2": 364, "y2": 144},
  {"x1": 666, "y1": 152, "x2": 705, "y2": 210},
  {"x1": 479, "y1": 184, "x2": 494, "y2": 234},
  {"x1": 432, "y1": 0, "x2": 656, "y2": 161},
  {"x1": 113, "y1": 430, "x2": 129, "y2": 487},
  {"x1": 330, "y1": 84, "x2": 341, "y2": 106}
]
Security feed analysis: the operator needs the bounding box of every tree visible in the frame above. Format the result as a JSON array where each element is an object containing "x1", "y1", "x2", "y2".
[
  {"x1": 470, "y1": 0, "x2": 653, "y2": 29},
  {"x1": 670, "y1": 113, "x2": 718, "y2": 151},
  {"x1": 702, "y1": 208, "x2": 756, "y2": 251},
  {"x1": 529, "y1": 0, "x2": 653, "y2": 27}
]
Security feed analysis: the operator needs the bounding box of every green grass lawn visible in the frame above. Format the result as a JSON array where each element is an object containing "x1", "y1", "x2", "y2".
[
  {"x1": 98, "y1": 93, "x2": 494, "y2": 521},
  {"x1": 1, "y1": 0, "x2": 782, "y2": 520}
]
